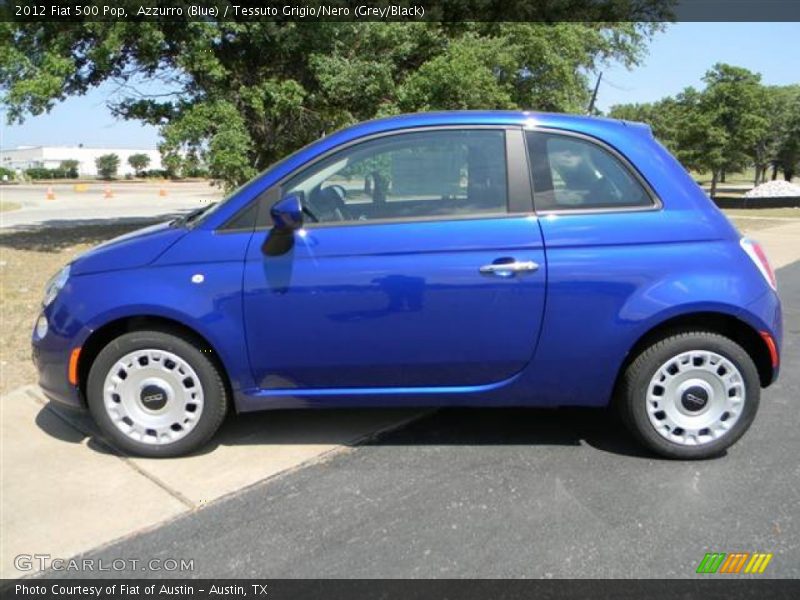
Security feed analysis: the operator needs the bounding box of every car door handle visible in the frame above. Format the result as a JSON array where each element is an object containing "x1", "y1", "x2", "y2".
[{"x1": 479, "y1": 260, "x2": 539, "y2": 277}]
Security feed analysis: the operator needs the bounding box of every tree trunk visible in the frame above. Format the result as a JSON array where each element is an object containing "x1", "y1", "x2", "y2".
[
  {"x1": 710, "y1": 171, "x2": 718, "y2": 199},
  {"x1": 720, "y1": 170, "x2": 726, "y2": 183},
  {"x1": 785, "y1": 167, "x2": 795, "y2": 182},
  {"x1": 772, "y1": 164, "x2": 779, "y2": 180},
  {"x1": 753, "y1": 165, "x2": 761, "y2": 187}
]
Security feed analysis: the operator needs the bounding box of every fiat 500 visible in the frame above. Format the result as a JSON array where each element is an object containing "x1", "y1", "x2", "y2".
[{"x1": 32, "y1": 111, "x2": 781, "y2": 458}]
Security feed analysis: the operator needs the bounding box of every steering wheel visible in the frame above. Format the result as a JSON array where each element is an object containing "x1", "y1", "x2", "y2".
[
  {"x1": 327, "y1": 184, "x2": 347, "y2": 202},
  {"x1": 306, "y1": 185, "x2": 351, "y2": 222}
]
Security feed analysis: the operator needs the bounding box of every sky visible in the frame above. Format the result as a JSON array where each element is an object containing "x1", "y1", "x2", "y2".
[{"x1": 1, "y1": 22, "x2": 798, "y2": 150}]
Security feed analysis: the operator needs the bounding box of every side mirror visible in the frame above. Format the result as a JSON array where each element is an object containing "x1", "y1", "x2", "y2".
[
  {"x1": 263, "y1": 193, "x2": 303, "y2": 256},
  {"x1": 270, "y1": 193, "x2": 304, "y2": 232}
]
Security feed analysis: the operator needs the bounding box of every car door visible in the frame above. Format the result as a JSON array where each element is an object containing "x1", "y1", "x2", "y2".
[
  {"x1": 242, "y1": 127, "x2": 547, "y2": 391},
  {"x1": 525, "y1": 128, "x2": 673, "y2": 405}
]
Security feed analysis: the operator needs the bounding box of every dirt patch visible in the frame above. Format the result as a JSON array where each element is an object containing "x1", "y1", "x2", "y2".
[
  {"x1": 0, "y1": 220, "x2": 163, "y2": 395},
  {"x1": 728, "y1": 218, "x2": 793, "y2": 233},
  {"x1": 0, "y1": 200, "x2": 21, "y2": 213},
  {"x1": 723, "y1": 208, "x2": 800, "y2": 219}
]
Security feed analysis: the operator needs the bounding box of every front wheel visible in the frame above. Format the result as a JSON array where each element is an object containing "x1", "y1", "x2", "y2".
[
  {"x1": 87, "y1": 330, "x2": 228, "y2": 457},
  {"x1": 618, "y1": 331, "x2": 760, "y2": 459}
]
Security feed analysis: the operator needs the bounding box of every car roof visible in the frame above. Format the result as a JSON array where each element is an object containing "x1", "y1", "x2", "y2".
[
  {"x1": 270, "y1": 110, "x2": 650, "y2": 181},
  {"x1": 335, "y1": 110, "x2": 641, "y2": 140}
]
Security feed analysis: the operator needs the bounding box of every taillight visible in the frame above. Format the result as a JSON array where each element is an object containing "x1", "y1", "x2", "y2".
[{"x1": 740, "y1": 238, "x2": 777, "y2": 291}]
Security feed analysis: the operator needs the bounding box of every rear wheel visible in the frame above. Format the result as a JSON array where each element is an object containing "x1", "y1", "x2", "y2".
[
  {"x1": 87, "y1": 330, "x2": 228, "y2": 457},
  {"x1": 618, "y1": 331, "x2": 760, "y2": 459}
]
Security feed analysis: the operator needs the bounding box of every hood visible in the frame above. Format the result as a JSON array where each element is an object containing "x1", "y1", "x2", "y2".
[{"x1": 71, "y1": 221, "x2": 188, "y2": 276}]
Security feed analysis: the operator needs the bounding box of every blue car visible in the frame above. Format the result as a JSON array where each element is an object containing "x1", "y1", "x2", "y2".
[{"x1": 32, "y1": 111, "x2": 782, "y2": 459}]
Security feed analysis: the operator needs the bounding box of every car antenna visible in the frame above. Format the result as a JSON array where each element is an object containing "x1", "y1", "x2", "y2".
[{"x1": 587, "y1": 71, "x2": 602, "y2": 115}]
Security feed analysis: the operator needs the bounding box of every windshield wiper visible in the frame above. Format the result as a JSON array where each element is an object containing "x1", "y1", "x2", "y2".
[{"x1": 172, "y1": 203, "x2": 216, "y2": 227}]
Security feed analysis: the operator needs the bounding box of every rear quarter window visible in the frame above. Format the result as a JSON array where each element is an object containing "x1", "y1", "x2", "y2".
[{"x1": 527, "y1": 131, "x2": 654, "y2": 212}]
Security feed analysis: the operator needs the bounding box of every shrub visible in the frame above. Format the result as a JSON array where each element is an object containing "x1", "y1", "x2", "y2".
[
  {"x1": 25, "y1": 167, "x2": 54, "y2": 180},
  {"x1": 184, "y1": 166, "x2": 210, "y2": 178},
  {"x1": 142, "y1": 169, "x2": 171, "y2": 179},
  {"x1": 25, "y1": 166, "x2": 78, "y2": 179},
  {"x1": 128, "y1": 153, "x2": 151, "y2": 176},
  {"x1": 59, "y1": 159, "x2": 79, "y2": 178},
  {"x1": 95, "y1": 153, "x2": 120, "y2": 179}
]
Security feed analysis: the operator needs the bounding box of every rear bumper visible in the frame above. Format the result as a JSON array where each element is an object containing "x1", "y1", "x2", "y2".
[{"x1": 742, "y1": 289, "x2": 783, "y2": 385}]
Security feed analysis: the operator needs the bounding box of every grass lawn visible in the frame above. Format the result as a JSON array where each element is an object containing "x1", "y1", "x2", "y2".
[
  {"x1": 723, "y1": 207, "x2": 800, "y2": 218},
  {"x1": 692, "y1": 167, "x2": 797, "y2": 188},
  {"x1": 721, "y1": 207, "x2": 800, "y2": 233},
  {"x1": 727, "y1": 218, "x2": 790, "y2": 232},
  {"x1": 0, "y1": 221, "x2": 161, "y2": 395},
  {"x1": 0, "y1": 199, "x2": 21, "y2": 213}
]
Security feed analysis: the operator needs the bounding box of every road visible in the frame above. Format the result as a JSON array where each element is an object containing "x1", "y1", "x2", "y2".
[
  {"x1": 0, "y1": 182, "x2": 221, "y2": 228},
  {"x1": 47, "y1": 261, "x2": 800, "y2": 579}
]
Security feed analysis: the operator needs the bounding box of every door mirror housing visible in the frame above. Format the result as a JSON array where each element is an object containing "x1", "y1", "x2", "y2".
[
  {"x1": 263, "y1": 193, "x2": 303, "y2": 256},
  {"x1": 270, "y1": 193, "x2": 304, "y2": 232}
]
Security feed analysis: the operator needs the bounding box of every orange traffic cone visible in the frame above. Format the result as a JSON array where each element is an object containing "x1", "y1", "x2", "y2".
[
  {"x1": 46, "y1": 186, "x2": 56, "y2": 200},
  {"x1": 158, "y1": 186, "x2": 167, "y2": 197},
  {"x1": 104, "y1": 184, "x2": 113, "y2": 199}
]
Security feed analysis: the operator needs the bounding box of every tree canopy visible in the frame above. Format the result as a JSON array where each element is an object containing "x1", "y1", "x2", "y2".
[
  {"x1": 610, "y1": 64, "x2": 799, "y2": 192},
  {"x1": 1, "y1": 20, "x2": 662, "y2": 187}
]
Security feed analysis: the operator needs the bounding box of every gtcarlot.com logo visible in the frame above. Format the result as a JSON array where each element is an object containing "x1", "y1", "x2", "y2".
[
  {"x1": 696, "y1": 552, "x2": 773, "y2": 574},
  {"x1": 14, "y1": 553, "x2": 194, "y2": 572}
]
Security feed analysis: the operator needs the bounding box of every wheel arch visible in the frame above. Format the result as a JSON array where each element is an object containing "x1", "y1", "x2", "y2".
[
  {"x1": 77, "y1": 315, "x2": 233, "y2": 407},
  {"x1": 616, "y1": 311, "x2": 775, "y2": 394}
]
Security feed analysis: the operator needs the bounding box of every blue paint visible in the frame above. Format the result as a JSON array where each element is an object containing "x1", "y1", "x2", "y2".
[{"x1": 32, "y1": 111, "x2": 782, "y2": 414}]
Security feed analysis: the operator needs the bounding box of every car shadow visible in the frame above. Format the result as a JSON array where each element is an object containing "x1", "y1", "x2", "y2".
[{"x1": 35, "y1": 401, "x2": 657, "y2": 460}]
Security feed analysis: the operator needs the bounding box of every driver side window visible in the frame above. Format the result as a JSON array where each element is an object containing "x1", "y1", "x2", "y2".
[{"x1": 283, "y1": 129, "x2": 508, "y2": 224}]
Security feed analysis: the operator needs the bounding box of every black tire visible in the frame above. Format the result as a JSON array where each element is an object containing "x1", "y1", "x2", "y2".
[
  {"x1": 618, "y1": 331, "x2": 760, "y2": 460},
  {"x1": 87, "y1": 330, "x2": 228, "y2": 457}
]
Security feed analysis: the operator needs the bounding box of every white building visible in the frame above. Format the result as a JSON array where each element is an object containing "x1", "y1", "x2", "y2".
[{"x1": 0, "y1": 145, "x2": 162, "y2": 177}]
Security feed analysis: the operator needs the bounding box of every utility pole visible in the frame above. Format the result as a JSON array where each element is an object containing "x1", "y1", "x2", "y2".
[{"x1": 588, "y1": 72, "x2": 603, "y2": 115}]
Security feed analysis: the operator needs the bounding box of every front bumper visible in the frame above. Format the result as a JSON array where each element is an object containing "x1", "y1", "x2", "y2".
[{"x1": 31, "y1": 306, "x2": 89, "y2": 409}]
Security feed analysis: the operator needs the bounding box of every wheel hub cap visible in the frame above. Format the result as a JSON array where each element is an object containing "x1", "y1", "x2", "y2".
[
  {"x1": 680, "y1": 384, "x2": 709, "y2": 413},
  {"x1": 139, "y1": 383, "x2": 169, "y2": 412},
  {"x1": 103, "y1": 348, "x2": 205, "y2": 445},
  {"x1": 646, "y1": 350, "x2": 745, "y2": 447}
]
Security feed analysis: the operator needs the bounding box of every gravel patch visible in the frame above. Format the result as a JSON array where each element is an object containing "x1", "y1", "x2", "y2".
[{"x1": 744, "y1": 180, "x2": 800, "y2": 198}]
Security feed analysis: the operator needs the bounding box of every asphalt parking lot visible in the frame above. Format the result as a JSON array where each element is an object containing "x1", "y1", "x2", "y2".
[{"x1": 45, "y1": 260, "x2": 799, "y2": 579}]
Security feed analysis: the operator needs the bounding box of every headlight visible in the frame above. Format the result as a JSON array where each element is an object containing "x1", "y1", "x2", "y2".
[{"x1": 43, "y1": 264, "x2": 70, "y2": 307}]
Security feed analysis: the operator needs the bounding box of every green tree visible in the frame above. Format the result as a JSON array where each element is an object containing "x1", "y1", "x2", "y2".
[
  {"x1": 700, "y1": 65, "x2": 769, "y2": 190},
  {"x1": 127, "y1": 153, "x2": 151, "y2": 176},
  {"x1": 59, "y1": 159, "x2": 79, "y2": 178},
  {"x1": 610, "y1": 64, "x2": 771, "y2": 196},
  {"x1": 95, "y1": 153, "x2": 120, "y2": 180},
  {"x1": 0, "y1": 19, "x2": 665, "y2": 188},
  {"x1": 770, "y1": 86, "x2": 800, "y2": 181},
  {"x1": 608, "y1": 97, "x2": 685, "y2": 155}
]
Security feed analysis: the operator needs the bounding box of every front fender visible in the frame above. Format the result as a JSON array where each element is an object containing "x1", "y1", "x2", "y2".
[{"x1": 51, "y1": 261, "x2": 251, "y2": 393}]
